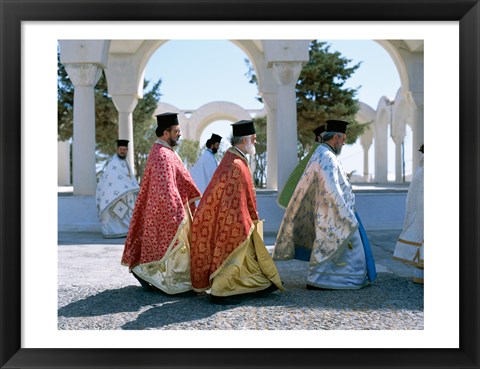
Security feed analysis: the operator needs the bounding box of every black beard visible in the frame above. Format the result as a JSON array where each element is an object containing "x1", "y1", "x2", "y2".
[
  {"x1": 211, "y1": 148, "x2": 218, "y2": 154},
  {"x1": 117, "y1": 154, "x2": 127, "y2": 160},
  {"x1": 168, "y1": 137, "x2": 178, "y2": 147}
]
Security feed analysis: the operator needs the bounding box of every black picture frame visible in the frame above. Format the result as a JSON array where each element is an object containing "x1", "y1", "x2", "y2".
[{"x1": 1, "y1": 0, "x2": 479, "y2": 368}]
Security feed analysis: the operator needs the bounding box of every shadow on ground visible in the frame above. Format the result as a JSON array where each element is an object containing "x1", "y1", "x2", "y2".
[{"x1": 58, "y1": 273, "x2": 423, "y2": 330}]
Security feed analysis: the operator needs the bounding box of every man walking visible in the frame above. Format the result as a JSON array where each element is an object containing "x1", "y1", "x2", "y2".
[
  {"x1": 273, "y1": 119, "x2": 376, "y2": 290},
  {"x1": 121, "y1": 112, "x2": 201, "y2": 294},
  {"x1": 190, "y1": 120, "x2": 284, "y2": 304}
]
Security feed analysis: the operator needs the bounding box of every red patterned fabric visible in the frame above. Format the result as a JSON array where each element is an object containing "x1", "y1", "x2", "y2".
[
  {"x1": 190, "y1": 148, "x2": 258, "y2": 290},
  {"x1": 121, "y1": 141, "x2": 201, "y2": 269}
]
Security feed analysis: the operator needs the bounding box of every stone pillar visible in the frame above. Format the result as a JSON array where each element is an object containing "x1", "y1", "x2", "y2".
[
  {"x1": 391, "y1": 119, "x2": 406, "y2": 183},
  {"x1": 374, "y1": 120, "x2": 389, "y2": 183},
  {"x1": 111, "y1": 94, "x2": 139, "y2": 174},
  {"x1": 261, "y1": 93, "x2": 278, "y2": 189},
  {"x1": 407, "y1": 91, "x2": 424, "y2": 171},
  {"x1": 411, "y1": 103, "x2": 424, "y2": 171},
  {"x1": 392, "y1": 137, "x2": 403, "y2": 182},
  {"x1": 361, "y1": 144, "x2": 370, "y2": 181},
  {"x1": 58, "y1": 140, "x2": 71, "y2": 186},
  {"x1": 359, "y1": 126, "x2": 374, "y2": 182},
  {"x1": 411, "y1": 107, "x2": 424, "y2": 170},
  {"x1": 374, "y1": 100, "x2": 393, "y2": 183},
  {"x1": 271, "y1": 61, "x2": 303, "y2": 192},
  {"x1": 65, "y1": 63, "x2": 102, "y2": 195}
]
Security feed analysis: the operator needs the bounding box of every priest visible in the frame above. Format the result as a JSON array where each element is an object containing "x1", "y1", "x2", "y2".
[
  {"x1": 96, "y1": 139, "x2": 139, "y2": 238},
  {"x1": 190, "y1": 133, "x2": 222, "y2": 194},
  {"x1": 190, "y1": 120, "x2": 284, "y2": 304},
  {"x1": 273, "y1": 119, "x2": 376, "y2": 290},
  {"x1": 121, "y1": 112, "x2": 201, "y2": 294},
  {"x1": 277, "y1": 125, "x2": 325, "y2": 208},
  {"x1": 393, "y1": 144, "x2": 424, "y2": 284}
]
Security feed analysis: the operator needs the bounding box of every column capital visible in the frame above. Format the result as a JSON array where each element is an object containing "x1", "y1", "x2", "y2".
[
  {"x1": 111, "y1": 94, "x2": 139, "y2": 114},
  {"x1": 64, "y1": 63, "x2": 102, "y2": 88},
  {"x1": 271, "y1": 61, "x2": 303, "y2": 87}
]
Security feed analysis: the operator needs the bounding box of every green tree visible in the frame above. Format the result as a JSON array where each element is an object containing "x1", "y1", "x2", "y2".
[
  {"x1": 131, "y1": 79, "x2": 162, "y2": 180},
  {"x1": 177, "y1": 139, "x2": 201, "y2": 169},
  {"x1": 93, "y1": 72, "x2": 119, "y2": 157},
  {"x1": 57, "y1": 51, "x2": 74, "y2": 142},
  {"x1": 57, "y1": 51, "x2": 162, "y2": 181},
  {"x1": 252, "y1": 115, "x2": 267, "y2": 188},
  {"x1": 245, "y1": 40, "x2": 370, "y2": 159}
]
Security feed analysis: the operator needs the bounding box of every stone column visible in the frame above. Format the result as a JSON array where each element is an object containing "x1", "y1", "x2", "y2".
[
  {"x1": 261, "y1": 92, "x2": 278, "y2": 189},
  {"x1": 406, "y1": 91, "x2": 424, "y2": 171},
  {"x1": 57, "y1": 140, "x2": 71, "y2": 186},
  {"x1": 111, "y1": 95, "x2": 139, "y2": 174},
  {"x1": 361, "y1": 143, "x2": 370, "y2": 181},
  {"x1": 271, "y1": 61, "x2": 303, "y2": 192},
  {"x1": 360, "y1": 126, "x2": 374, "y2": 182},
  {"x1": 65, "y1": 63, "x2": 102, "y2": 195},
  {"x1": 392, "y1": 137, "x2": 403, "y2": 182},
  {"x1": 391, "y1": 119, "x2": 406, "y2": 183}
]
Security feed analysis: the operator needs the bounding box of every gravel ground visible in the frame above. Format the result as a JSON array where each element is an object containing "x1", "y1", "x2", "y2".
[{"x1": 58, "y1": 231, "x2": 423, "y2": 331}]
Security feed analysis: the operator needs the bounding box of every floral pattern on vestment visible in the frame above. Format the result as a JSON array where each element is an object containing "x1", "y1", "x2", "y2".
[
  {"x1": 121, "y1": 141, "x2": 201, "y2": 269},
  {"x1": 190, "y1": 148, "x2": 258, "y2": 290},
  {"x1": 273, "y1": 143, "x2": 358, "y2": 264},
  {"x1": 96, "y1": 154, "x2": 139, "y2": 216}
]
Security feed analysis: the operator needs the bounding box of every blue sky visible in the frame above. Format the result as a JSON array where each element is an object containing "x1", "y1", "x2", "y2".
[{"x1": 144, "y1": 39, "x2": 408, "y2": 179}]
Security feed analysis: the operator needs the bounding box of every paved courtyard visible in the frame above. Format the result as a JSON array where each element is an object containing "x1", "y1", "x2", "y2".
[{"x1": 58, "y1": 230, "x2": 423, "y2": 330}]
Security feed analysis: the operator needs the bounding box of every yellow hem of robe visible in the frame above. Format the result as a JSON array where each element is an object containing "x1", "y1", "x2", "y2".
[
  {"x1": 210, "y1": 221, "x2": 284, "y2": 297},
  {"x1": 123, "y1": 203, "x2": 194, "y2": 295}
]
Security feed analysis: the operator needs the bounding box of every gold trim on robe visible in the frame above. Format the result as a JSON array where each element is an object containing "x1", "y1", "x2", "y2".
[
  {"x1": 121, "y1": 140, "x2": 201, "y2": 294},
  {"x1": 191, "y1": 148, "x2": 284, "y2": 296}
]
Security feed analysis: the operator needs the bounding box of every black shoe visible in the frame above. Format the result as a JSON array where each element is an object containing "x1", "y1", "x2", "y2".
[
  {"x1": 210, "y1": 294, "x2": 242, "y2": 305},
  {"x1": 256, "y1": 283, "x2": 279, "y2": 297},
  {"x1": 306, "y1": 284, "x2": 327, "y2": 290},
  {"x1": 132, "y1": 272, "x2": 158, "y2": 291}
]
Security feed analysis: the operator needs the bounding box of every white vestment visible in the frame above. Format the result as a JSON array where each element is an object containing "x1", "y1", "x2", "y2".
[
  {"x1": 96, "y1": 155, "x2": 140, "y2": 238},
  {"x1": 273, "y1": 143, "x2": 370, "y2": 289},
  {"x1": 189, "y1": 149, "x2": 218, "y2": 194},
  {"x1": 393, "y1": 155, "x2": 424, "y2": 268}
]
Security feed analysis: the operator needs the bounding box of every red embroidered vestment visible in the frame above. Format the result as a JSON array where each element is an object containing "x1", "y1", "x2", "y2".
[
  {"x1": 190, "y1": 148, "x2": 258, "y2": 290},
  {"x1": 121, "y1": 141, "x2": 200, "y2": 269}
]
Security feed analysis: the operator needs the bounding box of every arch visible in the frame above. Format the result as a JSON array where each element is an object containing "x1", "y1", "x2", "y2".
[
  {"x1": 357, "y1": 102, "x2": 376, "y2": 147},
  {"x1": 59, "y1": 39, "x2": 423, "y2": 193},
  {"x1": 392, "y1": 88, "x2": 412, "y2": 138},
  {"x1": 154, "y1": 101, "x2": 260, "y2": 142},
  {"x1": 374, "y1": 40, "x2": 410, "y2": 93},
  {"x1": 190, "y1": 101, "x2": 253, "y2": 141}
]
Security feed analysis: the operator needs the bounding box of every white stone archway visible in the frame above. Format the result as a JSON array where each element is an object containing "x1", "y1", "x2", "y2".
[
  {"x1": 154, "y1": 101, "x2": 265, "y2": 143},
  {"x1": 375, "y1": 40, "x2": 424, "y2": 170},
  {"x1": 59, "y1": 39, "x2": 423, "y2": 194}
]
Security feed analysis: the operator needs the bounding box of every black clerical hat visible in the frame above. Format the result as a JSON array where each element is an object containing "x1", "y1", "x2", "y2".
[
  {"x1": 116, "y1": 139, "x2": 129, "y2": 148},
  {"x1": 210, "y1": 133, "x2": 222, "y2": 143},
  {"x1": 156, "y1": 112, "x2": 179, "y2": 134},
  {"x1": 326, "y1": 119, "x2": 349, "y2": 134},
  {"x1": 231, "y1": 120, "x2": 255, "y2": 137},
  {"x1": 313, "y1": 125, "x2": 326, "y2": 137}
]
